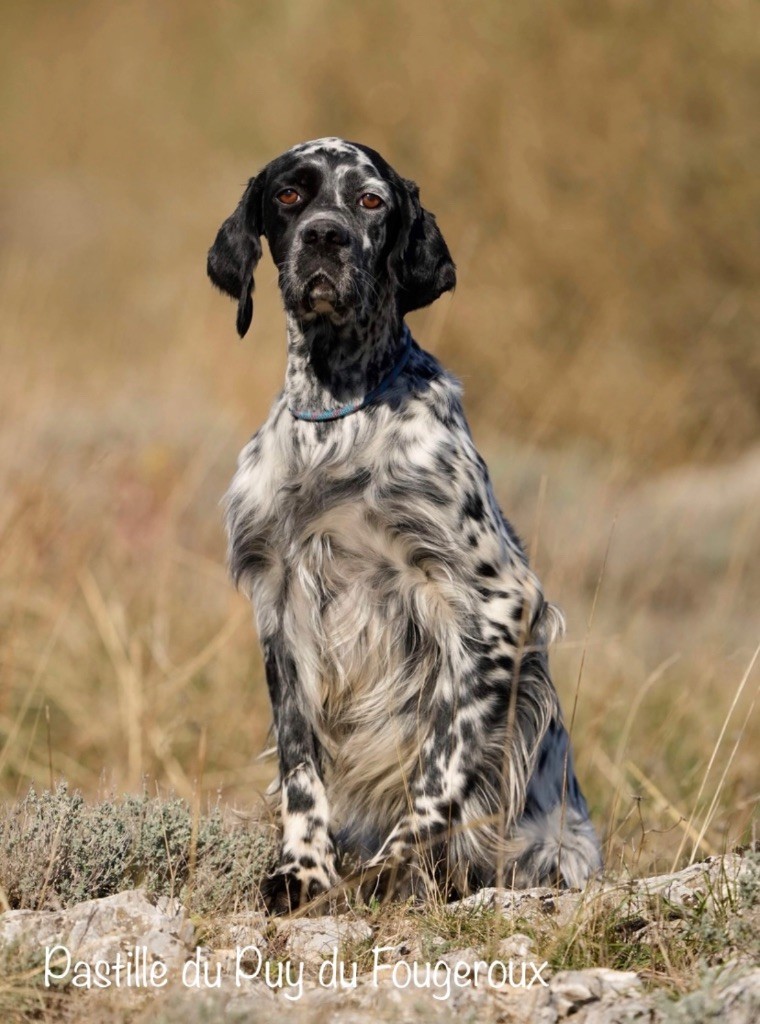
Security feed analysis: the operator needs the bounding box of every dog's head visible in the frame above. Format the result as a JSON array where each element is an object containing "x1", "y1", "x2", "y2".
[{"x1": 207, "y1": 138, "x2": 456, "y2": 337}]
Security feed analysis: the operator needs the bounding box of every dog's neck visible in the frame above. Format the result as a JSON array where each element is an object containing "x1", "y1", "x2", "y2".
[{"x1": 284, "y1": 305, "x2": 406, "y2": 417}]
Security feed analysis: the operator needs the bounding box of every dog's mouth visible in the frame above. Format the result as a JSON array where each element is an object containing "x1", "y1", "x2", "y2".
[
  {"x1": 295, "y1": 272, "x2": 354, "y2": 323},
  {"x1": 306, "y1": 274, "x2": 339, "y2": 315}
]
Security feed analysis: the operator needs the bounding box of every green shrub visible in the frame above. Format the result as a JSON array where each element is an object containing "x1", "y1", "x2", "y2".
[{"x1": 0, "y1": 784, "x2": 275, "y2": 914}]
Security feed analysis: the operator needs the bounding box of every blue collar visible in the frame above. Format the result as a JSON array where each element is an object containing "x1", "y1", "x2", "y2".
[{"x1": 289, "y1": 326, "x2": 412, "y2": 423}]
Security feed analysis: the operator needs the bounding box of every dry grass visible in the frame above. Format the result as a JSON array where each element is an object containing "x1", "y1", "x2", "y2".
[{"x1": 0, "y1": 0, "x2": 758, "y2": 916}]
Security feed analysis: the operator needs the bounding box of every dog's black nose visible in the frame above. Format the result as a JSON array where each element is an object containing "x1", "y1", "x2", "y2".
[{"x1": 299, "y1": 219, "x2": 350, "y2": 249}]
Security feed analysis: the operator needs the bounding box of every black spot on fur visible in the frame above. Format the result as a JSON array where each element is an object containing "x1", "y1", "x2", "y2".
[
  {"x1": 462, "y1": 491, "x2": 485, "y2": 522},
  {"x1": 287, "y1": 784, "x2": 316, "y2": 814},
  {"x1": 476, "y1": 561, "x2": 498, "y2": 578}
]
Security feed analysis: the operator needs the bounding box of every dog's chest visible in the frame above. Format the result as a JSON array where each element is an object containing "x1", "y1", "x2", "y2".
[{"x1": 228, "y1": 411, "x2": 474, "y2": 735}]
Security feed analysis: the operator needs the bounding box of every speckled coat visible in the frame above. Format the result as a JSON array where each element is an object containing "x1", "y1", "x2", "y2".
[{"x1": 208, "y1": 138, "x2": 601, "y2": 911}]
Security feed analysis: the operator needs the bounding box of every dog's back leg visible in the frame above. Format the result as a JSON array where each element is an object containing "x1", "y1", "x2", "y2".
[{"x1": 509, "y1": 718, "x2": 602, "y2": 888}]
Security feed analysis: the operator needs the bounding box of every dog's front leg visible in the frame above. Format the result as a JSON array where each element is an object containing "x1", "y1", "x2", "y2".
[
  {"x1": 260, "y1": 638, "x2": 339, "y2": 913},
  {"x1": 362, "y1": 702, "x2": 474, "y2": 901}
]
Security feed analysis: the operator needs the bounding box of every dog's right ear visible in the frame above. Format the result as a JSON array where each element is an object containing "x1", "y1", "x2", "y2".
[{"x1": 207, "y1": 176, "x2": 265, "y2": 337}]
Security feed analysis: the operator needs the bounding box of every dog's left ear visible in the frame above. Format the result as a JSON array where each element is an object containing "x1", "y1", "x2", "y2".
[
  {"x1": 393, "y1": 178, "x2": 456, "y2": 316},
  {"x1": 207, "y1": 176, "x2": 265, "y2": 337}
]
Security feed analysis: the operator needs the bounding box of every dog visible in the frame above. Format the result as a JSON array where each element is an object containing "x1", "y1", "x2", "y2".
[{"x1": 207, "y1": 137, "x2": 601, "y2": 912}]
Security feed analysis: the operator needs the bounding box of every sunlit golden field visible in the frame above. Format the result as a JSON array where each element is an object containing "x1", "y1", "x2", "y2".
[{"x1": 1, "y1": 0, "x2": 758, "y2": 883}]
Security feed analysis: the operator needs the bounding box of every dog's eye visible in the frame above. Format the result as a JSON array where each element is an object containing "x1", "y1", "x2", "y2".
[
  {"x1": 359, "y1": 193, "x2": 384, "y2": 210},
  {"x1": 276, "y1": 188, "x2": 301, "y2": 206}
]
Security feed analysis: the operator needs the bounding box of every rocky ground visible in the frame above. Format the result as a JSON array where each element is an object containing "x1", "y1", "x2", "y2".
[{"x1": 1, "y1": 853, "x2": 758, "y2": 1023}]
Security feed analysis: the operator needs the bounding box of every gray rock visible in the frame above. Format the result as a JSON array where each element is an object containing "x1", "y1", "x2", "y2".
[
  {"x1": 535, "y1": 969, "x2": 642, "y2": 1021},
  {"x1": 656, "y1": 966, "x2": 760, "y2": 1024},
  {"x1": 498, "y1": 932, "x2": 536, "y2": 960},
  {"x1": 0, "y1": 888, "x2": 194, "y2": 972},
  {"x1": 711, "y1": 968, "x2": 760, "y2": 1024},
  {"x1": 447, "y1": 853, "x2": 751, "y2": 932},
  {"x1": 273, "y1": 915, "x2": 373, "y2": 961}
]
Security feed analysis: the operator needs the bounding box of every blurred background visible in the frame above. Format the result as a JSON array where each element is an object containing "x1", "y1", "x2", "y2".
[{"x1": 0, "y1": 0, "x2": 757, "y2": 874}]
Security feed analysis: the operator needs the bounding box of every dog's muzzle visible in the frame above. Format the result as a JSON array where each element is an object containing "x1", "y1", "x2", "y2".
[{"x1": 291, "y1": 216, "x2": 357, "y2": 318}]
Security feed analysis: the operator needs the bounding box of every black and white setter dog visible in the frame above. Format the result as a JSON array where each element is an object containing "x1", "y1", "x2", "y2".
[{"x1": 208, "y1": 138, "x2": 601, "y2": 912}]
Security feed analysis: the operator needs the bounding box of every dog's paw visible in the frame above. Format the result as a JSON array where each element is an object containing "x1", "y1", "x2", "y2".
[
  {"x1": 357, "y1": 838, "x2": 444, "y2": 906},
  {"x1": 358, "y1": 847, "x2": 418, "y2": 906},
  {"x1": 260, "y1": 859, "x2": 340, "y2": 916}
]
